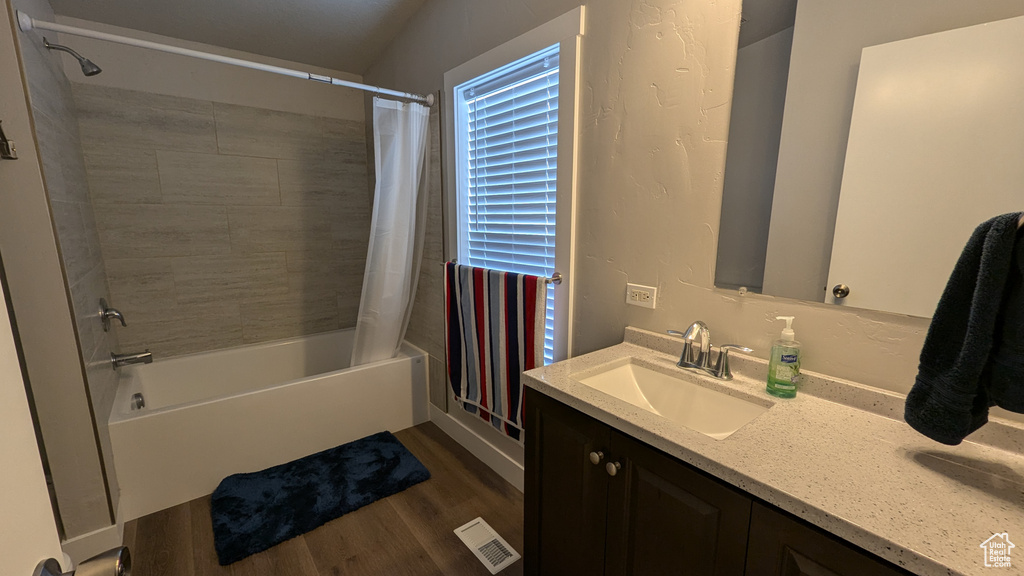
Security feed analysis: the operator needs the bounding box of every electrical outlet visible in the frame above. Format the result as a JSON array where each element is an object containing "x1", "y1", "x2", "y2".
[{"x1": 625, "y1": 283, "x2": 657, "y2": 309}]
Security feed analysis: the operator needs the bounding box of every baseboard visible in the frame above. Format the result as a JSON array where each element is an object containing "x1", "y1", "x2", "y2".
[
  {"x1": 428, "y1": 404, "x2": 525, "y2": 492},
  {"x1": 61, "y1": 507, "x2": 124, "y2": 565}
]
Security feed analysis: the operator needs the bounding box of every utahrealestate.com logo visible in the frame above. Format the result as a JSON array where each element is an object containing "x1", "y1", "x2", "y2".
[{"x1": 980, "y1": 533, "x2": 1014, "y2": 568}]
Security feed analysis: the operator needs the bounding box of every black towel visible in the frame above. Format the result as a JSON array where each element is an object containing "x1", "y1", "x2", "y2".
[
  {"x1": 905, "y1": 212, "x2": 1024, "y2": 445},
  {"x1": 989, "y1": 222, "x2": 1024, "y2": 412}
]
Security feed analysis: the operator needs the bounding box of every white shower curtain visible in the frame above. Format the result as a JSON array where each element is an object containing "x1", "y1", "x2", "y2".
[{"x1": 350, "y1": 97, "x2": 431, "y2": 366}]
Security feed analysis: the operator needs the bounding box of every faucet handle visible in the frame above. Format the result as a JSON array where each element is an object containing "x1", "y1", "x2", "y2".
[
  {"x1": 99, "y1": 298, "x2": 126, "y2": 331},
  {"x1": 668, "y1": 325, "x2": 713, "y2": 368},
  {"x1": 719, "y1": 344, "x2": 753, "y2": 353},
  {"x1": 714, "y1": 344, "x2": 753, "y2": 380},
  {"x1": 667, "y1": 330, "x2": 696, "y2": 367}
]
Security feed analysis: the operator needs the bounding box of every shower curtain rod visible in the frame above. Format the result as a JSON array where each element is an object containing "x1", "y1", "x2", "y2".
[{"x1": 16, "y1": 11, "x2": 435, "y2": 106}]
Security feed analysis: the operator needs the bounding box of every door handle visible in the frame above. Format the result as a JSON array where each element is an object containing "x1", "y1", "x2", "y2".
[{"x1": 34, "y1": 546, "x2": 131, "y2": 576}]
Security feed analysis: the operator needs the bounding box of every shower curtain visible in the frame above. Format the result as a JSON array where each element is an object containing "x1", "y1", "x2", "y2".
[{"x1": 350, "y1": 97, "x2": 431, "y2": 366}]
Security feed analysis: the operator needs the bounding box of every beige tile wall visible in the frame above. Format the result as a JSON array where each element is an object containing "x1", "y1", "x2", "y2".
[{"x1": 74, "y1": 83, "x2": 371, "y2": 358}]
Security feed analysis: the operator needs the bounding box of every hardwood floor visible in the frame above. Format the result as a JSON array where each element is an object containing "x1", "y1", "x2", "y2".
[{"x1": 123, "y1": 422, "x2": 525, "y2": 576}]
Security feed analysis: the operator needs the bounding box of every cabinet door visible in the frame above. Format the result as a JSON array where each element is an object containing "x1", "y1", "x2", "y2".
[
  {"x1": 604, "y1": 431, "x2": 751, "y2": 576},
  {"x1": 525, "y1": 389, "x2": 612, "y2": 576},
  {"x1": 745, "y1": 503, "x2": 911, "y2": 576}
]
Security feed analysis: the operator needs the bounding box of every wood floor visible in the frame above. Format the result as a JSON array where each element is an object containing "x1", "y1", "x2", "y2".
[{"x1": 122, "y1": 422, "x2": 524, "y2": 576}]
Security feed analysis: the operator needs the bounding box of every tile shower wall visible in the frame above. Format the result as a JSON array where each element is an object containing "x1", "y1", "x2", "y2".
[{"x1": 74, "y1": 83, "x2": 370, "y2": 358}]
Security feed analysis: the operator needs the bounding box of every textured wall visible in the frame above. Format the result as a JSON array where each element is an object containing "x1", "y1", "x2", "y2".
[
  {"x1": 75, "y1": 84, "x2": 370, "y2": 358},
  {"x1": 364, "y1": 0, "x2": 969, "y2": 408},
  {"x1": 10, "y1": 0, "x2": 116, "y2": 538}
]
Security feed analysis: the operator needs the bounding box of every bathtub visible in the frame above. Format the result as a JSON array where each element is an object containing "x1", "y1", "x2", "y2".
[{"x1": 108, "y1": 329, "x2": 428, "y2": 521}]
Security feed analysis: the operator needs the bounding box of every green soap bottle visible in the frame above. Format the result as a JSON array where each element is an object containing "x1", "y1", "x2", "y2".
[{"x1": 766, "y1": 316, "x2": 800, "y2": 398}]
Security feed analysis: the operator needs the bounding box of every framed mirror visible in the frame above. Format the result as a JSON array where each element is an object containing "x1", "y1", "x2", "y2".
[{"x1": 715, "y1": 1, "x2": 1024, "y2": 317}]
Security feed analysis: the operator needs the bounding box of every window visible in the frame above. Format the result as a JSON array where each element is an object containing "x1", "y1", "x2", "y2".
[
  {"x1": 455, "y1": 45, "x2": 559, "y2": 363},
  {"x1": 444, "y1": 7, "x2": 583, "y2": 364}
]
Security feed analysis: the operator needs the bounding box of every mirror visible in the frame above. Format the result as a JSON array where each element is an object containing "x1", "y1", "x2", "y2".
[{"x1": 715, "y1": 1, "x2": 1024, "y2": 317}]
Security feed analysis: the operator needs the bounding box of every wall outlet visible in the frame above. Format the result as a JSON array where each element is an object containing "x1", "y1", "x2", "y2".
[{"x1": 625, "y1": 283, "x2": 657, "y2": 309}]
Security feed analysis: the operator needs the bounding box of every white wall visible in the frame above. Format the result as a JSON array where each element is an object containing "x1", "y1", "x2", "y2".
[
  {"x1": 52, "y1": 16, "x2": 366, "y2": 121},
  {"x1": 7, "y1": 0, "x2": 116, "y2": 539},
  {"x1": 0, "y1": 6, "x2": 64, "y2": 560},
  {"x1": 763, "y1": 0, "x2": 1024, "y2": 302},
  {"x1": 716, "y1": 27, "x2": 792, "y2": 292},
  {"x1": 0, "y1": 284, "x2": 63, "y2": 576}
]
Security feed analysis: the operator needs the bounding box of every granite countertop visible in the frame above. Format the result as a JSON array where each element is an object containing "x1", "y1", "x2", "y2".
[{"x1": 523, "y1": 327, "x2": 1024, "y2": 576}]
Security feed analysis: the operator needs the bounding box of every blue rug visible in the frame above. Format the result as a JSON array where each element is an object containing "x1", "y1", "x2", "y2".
[{"x1": 210, "y1": 431, "x2": 431, "y2": 565}]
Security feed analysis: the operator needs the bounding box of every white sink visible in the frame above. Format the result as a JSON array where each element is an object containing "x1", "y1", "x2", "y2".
[{"x1": 574, "y1": 359, "x2": 769, "y2": 440}]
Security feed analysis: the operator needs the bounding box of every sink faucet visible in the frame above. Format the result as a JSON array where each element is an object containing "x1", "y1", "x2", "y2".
[
  {"x1": 111, "y1": 350, "x2": 152, "y2": 370},
  {"x1": 668, "y1": 321, "x2": 752, "y2": 380},
  {"x1": 668, "y1": 321, "x2": 711, "y2": 368}
]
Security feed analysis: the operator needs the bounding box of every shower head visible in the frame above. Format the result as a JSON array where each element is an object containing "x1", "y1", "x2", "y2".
[{"x1": 43, "y1": 37, "x2": 101, "y2": 76}]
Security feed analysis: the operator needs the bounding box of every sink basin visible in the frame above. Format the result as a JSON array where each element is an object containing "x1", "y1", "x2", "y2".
[{"x1": 574, "y1": 359, "x2": 769, "y2": 440}]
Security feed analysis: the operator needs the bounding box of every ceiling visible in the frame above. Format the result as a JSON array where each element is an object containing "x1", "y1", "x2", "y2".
[{"x1": 48, "y1": 0, "x2": 430, "y2": 74}]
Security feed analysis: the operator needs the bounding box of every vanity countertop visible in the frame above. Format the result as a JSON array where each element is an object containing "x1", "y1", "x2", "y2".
[{"x1": 523, "y1": 328, "x2": 1024, "y2": 576}]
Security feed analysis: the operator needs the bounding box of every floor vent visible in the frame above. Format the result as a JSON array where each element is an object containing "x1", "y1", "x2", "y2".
[{"x1": 453, "y1": 517, "x2": 521, "y2": 574}]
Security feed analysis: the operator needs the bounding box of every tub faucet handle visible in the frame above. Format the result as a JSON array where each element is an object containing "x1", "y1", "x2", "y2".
[{"x1": 100, "y1": 298, "x2": 126, "y2": 331}]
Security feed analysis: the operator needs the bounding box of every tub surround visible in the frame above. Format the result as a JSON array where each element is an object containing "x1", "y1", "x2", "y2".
[
  {"x1": 524, "y1": 326, "x2": 1024, "y2": 576},
  {"x1": 75, "y1": 83, "x2": 371, "y2": 358}
]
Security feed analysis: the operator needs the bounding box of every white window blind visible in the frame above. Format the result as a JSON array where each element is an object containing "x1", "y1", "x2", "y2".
[{"x1": 456, "y1": 44, "x2": 560, "y2": 364}]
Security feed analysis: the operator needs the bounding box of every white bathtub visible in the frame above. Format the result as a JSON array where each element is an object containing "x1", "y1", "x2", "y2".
[{"x1": 108, "y1": 329, "x2": 428, "y2": 521}]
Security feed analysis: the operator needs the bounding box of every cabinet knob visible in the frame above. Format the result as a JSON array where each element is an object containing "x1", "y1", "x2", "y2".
[
  {"x1": 606, "y1": 461, "x2": 621, "y2": 477},
  {"x1": 589, "y1": 451, "x2": 604, "y2": 465}
]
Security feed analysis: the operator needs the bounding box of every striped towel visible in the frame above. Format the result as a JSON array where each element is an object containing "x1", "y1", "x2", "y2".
[{"x1": 445, "y1": 262, "x2": 545, "y2": 442}]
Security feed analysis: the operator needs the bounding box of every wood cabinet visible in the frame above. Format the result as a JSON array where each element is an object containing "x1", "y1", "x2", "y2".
[
  {"x1": 525, "y1": 387, "x2": 611, "y2": 575},
  {"x1": 745, "y1": 503, "x2": 909, "y2": 576},
  {"x1": 525, "y1": 388, "x2": 913, "y2": 576},
  {"x1": 526, "y1": 389, "x2": 750, "y2": 576},
  {"x1": 604, "y1": 430, "x2": 751, "y2": 576}
]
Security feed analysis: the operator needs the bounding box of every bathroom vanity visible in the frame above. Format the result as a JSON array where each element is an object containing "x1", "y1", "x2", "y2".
[
  {"x1": 523, "y1": 328, "x2": 1024, "y2": 576},
  {"x1": 525, "y1": 389, "x2": 909, "y2": 575}
]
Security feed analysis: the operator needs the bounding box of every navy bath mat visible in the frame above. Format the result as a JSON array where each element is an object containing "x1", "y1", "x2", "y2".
[{"x1": 210, "y1": 431, "x2": 430, "y2": 565}]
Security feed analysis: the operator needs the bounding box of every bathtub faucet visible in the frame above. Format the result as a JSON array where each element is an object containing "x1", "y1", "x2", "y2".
[{"x1": 111, "y1": 349, "x2": 152, "y2": 370}]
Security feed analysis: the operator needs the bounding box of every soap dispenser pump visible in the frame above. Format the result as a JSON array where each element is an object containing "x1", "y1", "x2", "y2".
[{"x1": 766, "y1": 316, "x2": 801, "y2": 398}]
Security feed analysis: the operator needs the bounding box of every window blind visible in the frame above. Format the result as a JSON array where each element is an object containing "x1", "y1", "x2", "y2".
[{"x1": 458, "y1": 45, "x2": 560, "y2": 364}]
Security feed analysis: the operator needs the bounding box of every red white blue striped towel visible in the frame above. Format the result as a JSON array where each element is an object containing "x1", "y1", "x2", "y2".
[{"x1": 445, "y1": 262, "x2": 545, "y2": 442}]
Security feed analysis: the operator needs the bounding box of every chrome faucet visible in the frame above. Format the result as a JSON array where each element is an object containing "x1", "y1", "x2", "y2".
[
  {"x1": 111, "y1": 350, "x2": 152, "y2": 370},
  {"x1": 669, "y1": 321, "x2": 712, "y2": 368},
  {"x1": 668, "y1": 321, "x2": 752, "y2": 380},
  {"x1": 99, "y1": 298, "x2": 126, "y2": 332}
]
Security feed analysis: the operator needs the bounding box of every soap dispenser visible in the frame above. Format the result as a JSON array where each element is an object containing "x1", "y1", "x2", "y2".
[{"x1": 766, "y1": 316, "x2": 801, "y2": 398}]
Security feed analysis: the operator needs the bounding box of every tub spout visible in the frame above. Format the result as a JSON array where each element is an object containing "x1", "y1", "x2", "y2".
[{"x1": 112, "y1": 350, "x2": 152, "y2": 370}]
